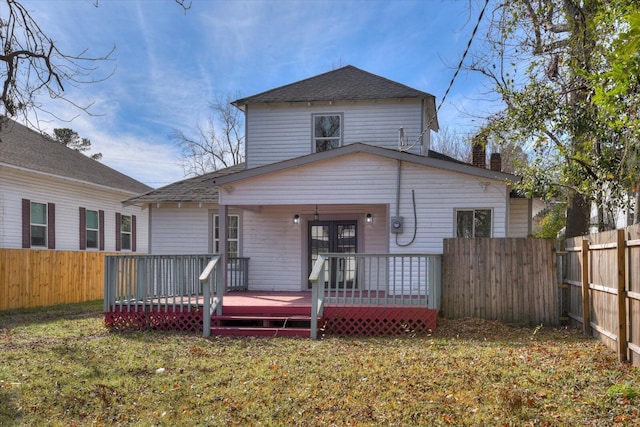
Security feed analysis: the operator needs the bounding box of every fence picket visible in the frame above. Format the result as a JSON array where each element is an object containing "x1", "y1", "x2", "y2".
[{"x1": 442, "y1": 238, "x2": 559, "y2": 326}]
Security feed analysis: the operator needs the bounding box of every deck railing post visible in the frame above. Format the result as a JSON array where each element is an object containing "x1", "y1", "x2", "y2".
[
  {"x1": 199, "y1": 255, "x2": 221, "y2": 337},
  {"x1": 427, "y1": 255, "x2": 442, "y2": 310},
  {"x1": 215, "y1": 258, "x2": 223, "y2": 316},
  {"x1": 202, "y1": 275, "x2": 211, "y2": 338},
  {"x1": 104, "y1": 256, "x2": 113, "y2": 312},
  {"x1": 310, "y1": 254, "x2": 327, "y2": 340}
]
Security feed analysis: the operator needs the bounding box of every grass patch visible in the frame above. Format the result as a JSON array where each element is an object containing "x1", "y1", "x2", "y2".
[{"x1": 1, "y1": 303, "x2": 639, "y2": 425}]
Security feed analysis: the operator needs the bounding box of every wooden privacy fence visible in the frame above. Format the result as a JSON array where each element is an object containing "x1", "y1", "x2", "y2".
[
  {"x1": 564, "y1": 225, "x2": 640, "y2": 366},
  {"x1": 0, "y1": 249, "x2": 109, "y2": 310},
  {"x1": 442, "y1": 238, "x2": 559, "y2": 326}
]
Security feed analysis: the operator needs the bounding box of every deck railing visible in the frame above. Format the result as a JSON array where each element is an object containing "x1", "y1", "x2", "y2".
[
  {"x1": 309, "y1": 253, "x2": 442, "y2": 339},
  {"x1": 104, "y1": 254, "x2": 215, "y2": 313},
  {"x1": 228, "y1": 257, "x2": 250, "y2": 291},
  {"x1": 104, "y1": 254, "x2": 249, "y2": 311}
]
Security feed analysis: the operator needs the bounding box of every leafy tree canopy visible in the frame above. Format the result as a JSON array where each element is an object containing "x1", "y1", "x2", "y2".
[{"x1": 468, "y1": 0, "x2": 640, "y2": 235}]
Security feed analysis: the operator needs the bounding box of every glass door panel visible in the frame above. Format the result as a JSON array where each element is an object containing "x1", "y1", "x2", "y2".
[{"x1": 308, "y1": 221, "x2": 357, "y2": 288}]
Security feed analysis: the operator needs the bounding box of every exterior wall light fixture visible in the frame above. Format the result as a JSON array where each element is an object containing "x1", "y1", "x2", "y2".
[
  {"x1": 366, "y1": 213, "x2": 373, "y2": 223},
  {"x1": 293, "y1": 214, "x2": 300, "y2": 224}
]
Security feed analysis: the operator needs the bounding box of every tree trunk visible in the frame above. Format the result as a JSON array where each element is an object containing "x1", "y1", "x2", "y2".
[{"x1": 565, "y1": 191, "x2": 590, "y2": 238}]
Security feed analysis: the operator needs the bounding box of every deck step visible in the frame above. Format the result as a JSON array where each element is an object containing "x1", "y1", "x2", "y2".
[
  {"x1": 209, "y1": 313, "x2": 320, "y2": 338},
  {"x1": 210, "y1": 326, "x2": 312, "y2": 338},
  {"x1": 213, "y1": 315, "x2": 313, "y2": 322}
]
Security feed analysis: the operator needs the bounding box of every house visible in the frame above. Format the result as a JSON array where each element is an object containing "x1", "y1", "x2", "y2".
[
  {"x1": 0, "y1": 117, "x2": 151, "y2": 252},
  {"x1": 115, "y1": 66, "x2": 538, "y2": 337}
]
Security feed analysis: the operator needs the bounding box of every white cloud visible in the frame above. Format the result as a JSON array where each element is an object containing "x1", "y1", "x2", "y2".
[{"x1": 16, "y1": 0, "x2": 506, "y2": 189}]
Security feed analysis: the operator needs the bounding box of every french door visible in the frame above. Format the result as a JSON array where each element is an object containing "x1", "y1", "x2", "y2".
[{"x1": 308, "y1": 221, "x2": 357, "y2": 289}]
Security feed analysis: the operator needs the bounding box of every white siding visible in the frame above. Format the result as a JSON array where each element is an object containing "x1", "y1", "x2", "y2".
[
  {"x1": 509, "y1": 198, "x2": 531, "y2": 237},
  {"x1": 148, "y1": 206, "x2": 211, "y2": 254},
  {"x1": 0, "y1": 167, "x2": 148, "y2": 251},
  {"x1": 246, "y1": 100, "x2": 426, "y2": 168},
  {"x1": 241, "y1": 204, "x2": 388, "y2": 291},
  {"x1": 221, "y1": 152, "x2": 509, "y2": 253}
]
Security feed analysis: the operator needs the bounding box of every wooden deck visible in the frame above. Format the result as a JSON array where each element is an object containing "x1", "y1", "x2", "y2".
[{"x1": 105, "y1": 290, "x2": 437, "y2": 338}]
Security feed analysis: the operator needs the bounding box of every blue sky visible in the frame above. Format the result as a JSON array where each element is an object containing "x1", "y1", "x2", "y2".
[{"x1": 29, "y1": 0, "x2": 494, "y2": 187}]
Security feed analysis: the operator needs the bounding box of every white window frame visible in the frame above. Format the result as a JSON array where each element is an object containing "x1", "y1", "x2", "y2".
[
  {"x1": 455, "y1": 208, "x2": 493, "y2": 238},
  {"x1": 86, "y1": 209, "x2": 99, "y2": 249},
  {"x1": 30, "y1": 201, "x2": 47, "y2": 247},
  {"x1": 312, "y1": 113, "x2": 342, "y2": 153},
  {"x1": 214, "y1": 214, "x2": 240, "y2": 258},
  {"x1": 121, "y1": 214, "x2": 132, "y2": 251}
]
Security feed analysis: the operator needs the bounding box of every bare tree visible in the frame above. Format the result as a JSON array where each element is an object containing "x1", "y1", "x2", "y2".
[
  {"x1": 432, "y1": 126, "x2": 527, "y2": 174},
  {"x1": 0, "y1": 0, "x2": 115, "y2": 126},
  {"x1": 431, "y1": 126, "x2": 472, "y2": 163},
  {"x1": 172, "y1": 93, "x2": 245, "y2": 176},
  {"x1": 0, "y1": 0, "x2": 190, "y2": 127}
]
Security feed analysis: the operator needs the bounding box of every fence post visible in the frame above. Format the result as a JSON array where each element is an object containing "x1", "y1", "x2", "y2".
[
  {"x1": 581, "y1": 239, "x2": 591, "y2": 335},
  {"x1": 617, "y1": 229, "x2": 628, "y2": 362}
]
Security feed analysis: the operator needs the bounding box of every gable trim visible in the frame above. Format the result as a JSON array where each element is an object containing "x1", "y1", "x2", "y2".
[{"x1": 208, "y1": 143, "x2": 518, "y2": 187}]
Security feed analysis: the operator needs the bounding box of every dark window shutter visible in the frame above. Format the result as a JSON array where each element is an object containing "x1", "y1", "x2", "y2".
[
  {"x1": 47, "y1": 203, "x2": 55, "y2": 249},
  {"x1": 22, "y1": 199, "x2": 30, "y2": 248},
  {"x1": 79, "y1": 207, "x2": 86, "y2": 250},
  {"x1": 99, "y1": 210, "x2": 105, "y2": 251},
  {"x1": 132, "y1": 215, "x2": 137, "y2": 252},
  {"x1": 115, "y1": 212, "x2": 121, "y2": 251}
]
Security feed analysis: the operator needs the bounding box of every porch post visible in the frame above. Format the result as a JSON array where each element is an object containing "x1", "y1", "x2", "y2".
[{"x1": 218, "y1": 204, "x2": 228, "y2": 316}]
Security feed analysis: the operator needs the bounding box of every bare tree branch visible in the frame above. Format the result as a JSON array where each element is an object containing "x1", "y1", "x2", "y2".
[
  {"x1": 0, "y1": 0, "x2": 115, "y2": 127},
  {"x1": 173, "y1": 92, "x2": 245, "y2": 177}
]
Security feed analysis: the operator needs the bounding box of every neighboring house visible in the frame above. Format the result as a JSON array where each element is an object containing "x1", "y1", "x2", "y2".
[
  {"x1": 0, "y1": 117, "x2": 151, "y2": 252},
  {"x1": 125, "y1": 65, "x2": 536, "y2": 292}
]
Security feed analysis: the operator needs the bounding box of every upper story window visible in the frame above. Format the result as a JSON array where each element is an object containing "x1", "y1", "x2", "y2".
[
  {"x1": 214, "y1": 214, "x2": 239, "y2": 258},
  {"x1": 86, "y1": 209, "x2": 99, "y2": 249},
  {"x1": 313, "y1": 114, "x2": 342, "y2": 152},
  {"x1": 456, "y1": 209, "x2": 492, "y2": 238},
  {"x1": 30, "y1": 202, "x2": 47, "y2": 247},
  {"x1": 121, "y1": 215, "x2": 132, "y2": 251}
]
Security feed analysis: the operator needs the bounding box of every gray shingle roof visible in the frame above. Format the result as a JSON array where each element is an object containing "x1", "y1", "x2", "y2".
[
  {"x1": 123, "y1": 163, "x2": 246, "y2": 205},
  {"x1": 233, "y1": 65, "x2": 435, "y2": 106},
  {"x1": 0, "y1": 117, "x2": 152, "y2": 195}
]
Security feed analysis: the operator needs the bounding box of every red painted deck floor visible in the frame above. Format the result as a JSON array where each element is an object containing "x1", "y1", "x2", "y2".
[
  {"x1": 221, "y1": 291, "x2": 312, "y2": 316},
  {"x1": 106, "y1": 291, "x2": 438, "y2": 337}
]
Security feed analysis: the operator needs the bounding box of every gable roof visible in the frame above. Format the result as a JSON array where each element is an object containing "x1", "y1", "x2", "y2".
[
  {"x1": 123, "y1": 163, "x2": 246, "y2": 206},
  {"x1": 233, "y1": 66, "x2": 438, "y2": 130},
  {"x1": 208, "y1": 143, "x2": 519, "y2": 187},
  {"x1": 0, "y1": 117, "x2": 152, "y2": 195}
]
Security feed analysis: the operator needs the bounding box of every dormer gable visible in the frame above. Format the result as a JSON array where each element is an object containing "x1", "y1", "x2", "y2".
[{"x1": 232, "y1": 66, "x2": 439, "y2": 168}]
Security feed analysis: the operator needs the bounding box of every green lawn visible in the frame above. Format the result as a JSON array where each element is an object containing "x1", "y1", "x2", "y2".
[{"x1": 1, "y1": 301, "x2": 638, "y2": 426}]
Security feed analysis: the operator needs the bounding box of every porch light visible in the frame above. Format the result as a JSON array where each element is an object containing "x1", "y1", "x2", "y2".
[
  {"x1": 314, "y1": 205, "x2": 319, "y2": 221},
  {"x1": 366, "y1": 213, "x2": 373, "y2": 224},
  {"x1": 293, "y1": 214, "x2": 300, "y2": 224}
]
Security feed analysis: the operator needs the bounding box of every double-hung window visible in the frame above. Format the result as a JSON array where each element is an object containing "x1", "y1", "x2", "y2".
[
  {"x1": 30, "y1": 202, "x2": 47, "y2": 247},
  {"x1": 456, "y1": 209, "x2": 492, "y2": 238},
  {"x1": 214, "y1": 214, "x2": 239, "y2": 258},
  {"x1": 313, "y1": 114, "x2": 341, "y2": 152},
  {"x1": 121, "y1": 215, "x2": 132, "y2": 250},
  {"x1": 86, "y1": 210, "x2": 99, "y2": 249}
]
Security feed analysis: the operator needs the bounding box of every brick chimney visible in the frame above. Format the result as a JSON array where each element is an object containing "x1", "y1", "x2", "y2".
[
  {"x1": 490, "y1": 152, "x2": 502, "y2": 172},
  {"x1": 472, "y1": 138, "x2": 486, "y2": 169}
]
